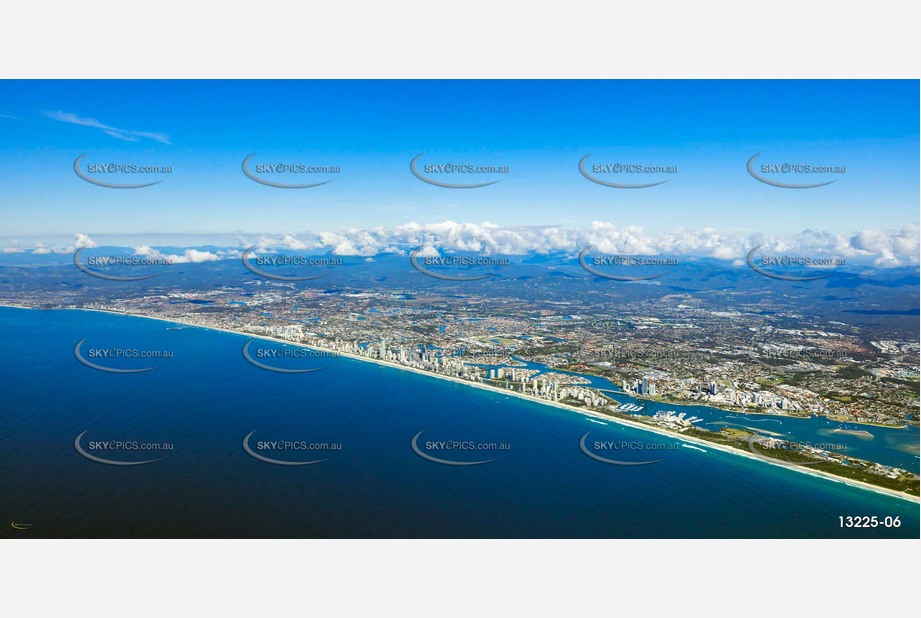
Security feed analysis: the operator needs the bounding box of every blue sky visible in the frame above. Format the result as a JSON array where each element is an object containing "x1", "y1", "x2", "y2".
[{"x1": 0, "y1": 80, "x2": 917, "y2": 242}]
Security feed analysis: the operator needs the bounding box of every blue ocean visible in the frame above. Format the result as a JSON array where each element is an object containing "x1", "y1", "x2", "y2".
[{"x1": 1, "y1": 306, "x2": 918, "y2": 538}]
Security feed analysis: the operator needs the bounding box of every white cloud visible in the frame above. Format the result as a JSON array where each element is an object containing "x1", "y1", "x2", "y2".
[
  {"x1": 43, "y1": 111, "x2": 171, "y2": 145},
  {"x1": 179, "y1": 249, "x2": 220, "y2": 263},
  {"x1": 254, "y1": 221, "x2": 917, "y2": 267},
  {"x1": 134, "y1": 246, "x2": 219, "y2": 264},
  {"x1": 240, "y1": 233, "x2": 324, "y2": 254},
  {"x1": 74, "y1": 222, "x2": 917, "y2": 269},
  {"x1": 74, "y1": 233, "x2": 97, "y2": 249},
  {"x1": 279, "y1": 233, "x2": 317, "y2": 250},
  {"x1": 414, "y1": 245, "x2": 440, "y2": 258}
]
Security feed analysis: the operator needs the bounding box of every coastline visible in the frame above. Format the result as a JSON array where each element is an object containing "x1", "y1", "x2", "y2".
[
  {"x1": 576, "y1": 366, "x2": 910, "y2": 430},
  {"x1": 827, "y1": 416, "x2": 910, "y2": 430},
  {"x1": 3, "y1": 303, "x2": 919, "y2": 504},
  {"x1": 628, "y1": 393, "x2": 910, "y2": 429}
]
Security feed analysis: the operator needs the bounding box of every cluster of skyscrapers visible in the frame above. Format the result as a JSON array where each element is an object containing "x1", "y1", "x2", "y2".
[{"x1": 623, "y1": 377, "x2": 657, "y2": 396}]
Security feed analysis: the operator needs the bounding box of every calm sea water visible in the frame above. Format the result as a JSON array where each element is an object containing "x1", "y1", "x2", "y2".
[
  {"x1": 497, "y1": 359, "x2": 920, "y2": 472},
  {"x1": 1, "y1": 307, "x2": 918, "y2": 538}
]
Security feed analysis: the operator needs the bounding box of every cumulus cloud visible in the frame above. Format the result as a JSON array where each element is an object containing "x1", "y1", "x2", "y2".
[
  {"x1": 179, "y1": 249, "x2": 220, "y2": 263},
  {"x1": 240, "y1": 233, "x2": 324, "y2": 254},
  {"x1": 134, "y1": 246, "x2": 219, "y2": 264},
  {"x1": 849, "y1": 224, "x2": 920, "y2": 267},
  {"x1": 46, "y1": 223, "x2": 916, "y2": 269},
  {"x1": 236, "y1": 221, "x2": 919, "y2": 267},
  {"x1": 413, "y1": 245, "x2": 440, "y2": 258},
  {"x1": 74, "y1": 232, "x2": 97, "y2": 249},
  {"x1": 28, "y1": 241, "x2": 74, "y2": 255},
  {"x1": 43, "y1": 111, "x2": 171, "y2": 144},
  {"x1": 279, "y1": 233, "x2": 317, "y2": 251}
]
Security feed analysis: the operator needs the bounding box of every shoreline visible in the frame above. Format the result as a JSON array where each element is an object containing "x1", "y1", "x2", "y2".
[
  {"x1": 621, "y1": 389, "x2": 909, "y2": 429},
  {"x1": 3, "y1": 303, "x2": 919, "y2": 504},
  {"x1": 827, "y1": 416, "x2": 910, "y2": 430},
  {"x1": 569, "y1": 366, "x2": 911, "y2": 430}
]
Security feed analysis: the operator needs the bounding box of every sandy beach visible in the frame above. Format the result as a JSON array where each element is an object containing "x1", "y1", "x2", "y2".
[{"x1": 4, "y1": 303, "x2": 919, "y2": 504}]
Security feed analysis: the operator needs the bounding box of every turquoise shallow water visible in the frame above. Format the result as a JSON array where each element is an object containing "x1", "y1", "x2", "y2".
[
  {"x1": 1, "y1": 307, "x2": 918, "y2": 538},
  {"x1": 492, "y1": 358, "x2": 920, "y2": 473}
]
